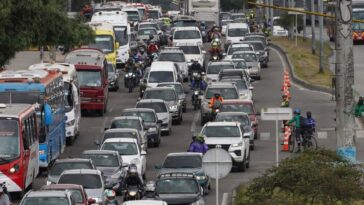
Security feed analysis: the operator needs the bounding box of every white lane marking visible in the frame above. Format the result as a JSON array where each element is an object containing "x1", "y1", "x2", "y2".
[
  {"x1": 191, "y1": 111, "x2": 200, "y2": 133},
  {"x1": 260, "y1": 132, "x2": 271, "y2": 140},
  {"x1": 320, "y1": 127, "x2": 335, "y2": 131},
  {"x1": 221, "y1": 193, "x2": 230, "y2": 205},
  {"x1": 270, "y1": 47, "x2": 331, "y2": 96},
  {"x1": 317, "y1": 131, "x2": 328, "y2": 139}
]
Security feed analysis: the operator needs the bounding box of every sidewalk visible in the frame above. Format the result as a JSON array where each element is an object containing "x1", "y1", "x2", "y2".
[{"x1": 6, "y1": 51, "x2": 65, "y2": 71}]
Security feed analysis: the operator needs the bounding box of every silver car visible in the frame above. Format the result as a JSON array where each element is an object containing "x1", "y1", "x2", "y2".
[
  {"x1": 137, "y1": 27, "x2": 160, "y2": 43},
  {"x1": 97, "y1": 128, "x2": 146, "y2": 152},
  {"x1": 57, "y1": 169, "x2": 105, "y2": 204},
  {"x1": 206, "y1": 61, "x2": 235, "y2": 83},
  {"x1": 157, "y1": 82, "x2": 187, "y2": 113},
  {"x1": 136, "y1": 99, "x2": 172, "y2": 135},
  {"x1": 232, "y1": 51, "x2": 262, "y2": 80},
  {"x1": 142, "y1": 87, "x2": 183, "y2": 124},
  {"x1": 20, "y1": 190, "x2": 75, "y2": 205}
]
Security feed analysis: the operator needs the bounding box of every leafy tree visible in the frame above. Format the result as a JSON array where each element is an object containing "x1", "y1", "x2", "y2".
[
  {"x1": 235, "y1": 149, "x2": 364, "y2": 205},
  {"x1": 0, "y1": 0, "x2": 94, "y2": 66},
  {"x1": 277, "y1": 12, "x2": 304, "y2": 34}
]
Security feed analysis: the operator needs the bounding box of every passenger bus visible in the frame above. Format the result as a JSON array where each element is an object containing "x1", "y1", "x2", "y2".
[
  {"x1": 28, "y1": 63, "x2": 81, "y2": 146},
  {"x1": 0, "y1": 70, "x2": 66, "y2": 168},
  {"x1": 127, "y1": 2, "x2": 148, "y2": 20},
  {"x1": 0, "y1": 104, "x2": 39, "y2": 194},
  {"x1": 65, "y1": 48, "x2": 109, "y2": 116},
  {"x1": 326, "y1": 0, "x2": 364, "y2": 43}
]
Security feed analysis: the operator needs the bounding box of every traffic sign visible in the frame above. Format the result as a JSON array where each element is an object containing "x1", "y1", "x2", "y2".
[
  {"x1": 261, "y1": 107, "x2": 292, "y2": 121},
  {"x1": 202, "y1": 147, "x2": 232, "y2": 179}
]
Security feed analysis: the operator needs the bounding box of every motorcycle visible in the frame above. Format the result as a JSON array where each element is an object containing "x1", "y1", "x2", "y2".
[
  {"x1": 210, "y1": 101, "x2": 222, "y2": 121},
  {"x1": 123, "y1": 185, "x2": 142, "y2": 201},
  {"x1": 201, "y1": 30, "x2": 208, "y2": 43},
  {"x1": 192, "y1": 89, "x2": 202, "y2": 110},
  {"x1": 124, "y1": 72, "x2": 137, "y2": 93},
  {"x1": 211, "y1": 52, "x2": 220, "y2": 61}
]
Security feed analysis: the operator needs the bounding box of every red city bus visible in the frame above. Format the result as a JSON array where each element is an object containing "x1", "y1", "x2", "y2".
[
  {"x1": 65, "y1": 48, "x2": 109, "y2": 116},
  {"x1": 0, "y1": 104, "x2": 39, "y2": 193}
]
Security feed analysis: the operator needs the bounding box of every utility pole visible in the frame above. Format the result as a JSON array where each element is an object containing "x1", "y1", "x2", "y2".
[
  {"x1": 265, "y1": 0, "x2": 269, "y2": 25},
  {"x1": 335, "y1": 0, "x2": 356, "y2": 162},
  {"x1": 303, "y1": 0, "x2": 307, "y2": 40},
  {"x1": 319, "y1": 0, "x2": 323, "y2": 72},
  {"x1": 311, "y1": 0, "x2": 316, "y2": 54},
  {"x1": 270, "y1": 0, "x2": 273, "y2": 21}
]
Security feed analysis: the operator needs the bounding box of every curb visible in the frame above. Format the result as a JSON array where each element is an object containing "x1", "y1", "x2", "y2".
[{"x1": 270, "y1": 43, "x2": 332, "y2": 94}]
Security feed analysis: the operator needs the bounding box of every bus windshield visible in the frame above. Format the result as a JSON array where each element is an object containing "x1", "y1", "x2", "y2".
[
  {"x1": 0, "y1": 119, "x2": 19, "y2": 159},
  {"x1": 0, "y1": 92, "x2": 43, "y2": 104},
  {"x1": 353, "y1": 10, "x2": 364, "y2": 30},
  {"x1": 89, "y1": 35, "x2": 114, "y2": 54},
  {"x1": 114, "y1": 26, "x2": 128, "y2": 46},
  {"x1": 77, "y1": 70, "x2": 102, "y2": 87}
]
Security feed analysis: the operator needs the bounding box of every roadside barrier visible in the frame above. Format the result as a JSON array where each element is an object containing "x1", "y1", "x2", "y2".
[{"x1": 281, "y1": 126, "x2": 291, "y2": 152}]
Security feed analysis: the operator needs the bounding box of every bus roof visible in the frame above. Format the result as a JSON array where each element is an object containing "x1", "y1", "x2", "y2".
[
  {"x1": 65, "y1": 48, "x2": 106, "y2": 67},
  {"x1": 0, "y1": 69, "x2": 62, "y2": 86},
  {"x1": 0, "y1": 104, "x2": 35, "y2": 118},
  {"x1": 28, "y1": 63, "x2": 76, "y2": 83},
  {"x1": 91, "y1": 11, "x2": 128, "y2": 25},
  {"x1": 87, "y1": 21, "x2": 114, "y2": 32}
]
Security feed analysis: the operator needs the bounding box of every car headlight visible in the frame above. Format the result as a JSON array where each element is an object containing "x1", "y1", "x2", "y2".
[
  {"x1": 46, "y1": 180, "x2": 52, "y2": 185},
  {"x1": 169, "y1": 105, "x2": 178, "y2": 110},
  {"x1": 148, "y1": 127, "x2": 157, "y2": 133},
  {"x1": 196, "y1": 175, "x2": 206, "y2": 180},
  {"x1": 129, "y1": 191, "x2": 137, "y2": 196},
  {"x1": 66, "y1": 119, "x2": 75, "y2": 127},
  {"x1": 110, "y1": 170, "x2": 123, "y2": 179},
  {"x1": 231, "y1": 142, "x2": 243, "y2": 147},
  {"x1": 194, "y1": 90, "x2": 199, "y2": 95},
  {"x1": 131, "y1": 158, "x2": 140, "y2": 165}
]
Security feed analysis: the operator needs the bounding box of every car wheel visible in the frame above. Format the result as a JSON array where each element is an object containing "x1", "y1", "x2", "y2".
[
  {"x1": 246, "y1": 152, "x2": 250, "y2": 168},
  {"x1": 238, "y1": 154, "x2": 247, "y2": 172},
  {"x1": 250, "y1": 142, "x2": 255, "y2": 151},
  {"x1": 183, "y1": 106, "x2": 187, "y2": 113},
  {"x1": 154, "y1": 140, "x2": 160, "y2": 147}
]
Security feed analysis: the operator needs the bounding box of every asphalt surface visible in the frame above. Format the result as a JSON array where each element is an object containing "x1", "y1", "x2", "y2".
[{"x1": 7, "y1": 31, "x2": 364, "y2": 204}]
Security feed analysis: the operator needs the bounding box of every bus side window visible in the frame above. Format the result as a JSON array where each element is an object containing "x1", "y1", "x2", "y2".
[{"x1": 22, "y1": 122, "x2": 29, "y2": 150}]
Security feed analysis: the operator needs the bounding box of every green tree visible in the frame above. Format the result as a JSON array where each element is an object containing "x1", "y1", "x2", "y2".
[
  {"x1": 0, "y1": 0, "x2": 94, "y2": 66},
  {"x1": 235, "y1": 149, "x2": 364, "y2": 205}
]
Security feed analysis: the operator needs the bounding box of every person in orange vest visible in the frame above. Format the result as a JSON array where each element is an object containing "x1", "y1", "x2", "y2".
[{"x1": 209, "y1": 93, "x2": 224, "y2": 109}]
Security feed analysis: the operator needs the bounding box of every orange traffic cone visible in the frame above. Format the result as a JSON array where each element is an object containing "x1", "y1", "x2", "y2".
[
  {"x1": 283, "y1": 71, "x2": 291, "y2": 87},
  {"x1": 281, "y1": 126, "x2": 291, "y2": 152}
]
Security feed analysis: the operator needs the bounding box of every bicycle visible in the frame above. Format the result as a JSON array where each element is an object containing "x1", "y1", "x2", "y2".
[{"x1": 289, "y1": 127, "x2": 318, "y2": 153}]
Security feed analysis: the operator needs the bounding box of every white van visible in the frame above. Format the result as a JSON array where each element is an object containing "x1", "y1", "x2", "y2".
[
  {"x1": 172, "y1": 27, "x2": 203, "y2": 46},
  {"x1": 91, "y1": 11, "x2": 131, "y2": 68},
  {"x1": 28, "y1": 63, "x2": 81, "y2": 145},
  {"x1": 272, "y1": 17, "x2": 288, "y2": 37},
  {"x1": 226, "y1": 23, "x2": 250, "y2": 47},
  {"x1": 147, "y1": 62, "x2": 181, "y2": 88}
]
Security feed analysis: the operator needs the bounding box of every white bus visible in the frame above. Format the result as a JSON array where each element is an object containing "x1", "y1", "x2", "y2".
[
  {"x1": 28, "y1": 63, "x2": 81, "y2": 145},
  {"x1": 188, "y1": 0, "x2": 220, "y2": 26}
]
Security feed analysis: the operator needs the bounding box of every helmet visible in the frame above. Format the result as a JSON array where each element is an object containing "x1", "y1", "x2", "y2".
[
  {"x1": 104, "y1": 190, "x2": 116, "y2": 201},
  {"x1": 306, "y1": 111, "x2": 312, "y2": 118},
  {"x1": 128, "y1": 57, "x2": 134, "y2": 64},
  {"x1": 294, "y1": 108, "x2": 301, "y2": 114},
  {"x1": 195, "y1": 133, "x2": 205, "y2": 142},
  {"x1": 128, "y1": 164, "x2": 138, "y2": 176},
  {"x1": 139, "y1": 47, "x2": 145, "y2": 53},
  {"x1": 214, "y1": 93, "x2": 220, "y2": 98},
  {"x1": 150, "y1": 40, "x2": 155, "y2": 44},
  {"x1": 149, "y1": 34, "x2": 154, "y2": 39}
]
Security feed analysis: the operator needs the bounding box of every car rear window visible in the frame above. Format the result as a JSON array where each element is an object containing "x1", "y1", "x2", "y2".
[
  {"x1": 136, "y1": 102, "x2": 167, "y2": 113},
  {"x1": 58, "y1": 174, "x2": 102, "y2": 189},
  {"x1": 202, "y1": 126, "x2": 241, "y2": 137},
  {"x1": 205, "y1": 88, "x2": 239, "y2": 99},
  {"x1": 50, "y1": 162, "x2": 93, "y2": 176},
  {"x1": 221, "y1": 103, "x2": 254, "y2": 114}
]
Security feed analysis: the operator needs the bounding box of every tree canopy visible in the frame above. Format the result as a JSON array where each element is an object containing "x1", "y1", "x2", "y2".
[
  {"x1": 0, "y1": 0, "x2": 94, "y2": 66},
  {"x1": 236, "y1": 149, "x2": 364, "y2": 205}
]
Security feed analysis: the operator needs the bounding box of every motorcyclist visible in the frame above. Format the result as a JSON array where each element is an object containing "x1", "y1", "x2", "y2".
[
  {"x1": 124, "y1": 164, "x2": 144, "y2": 192},
  {"x1": 189, "y1": 60, "x2": 204, "y2": 74},
  {"x1": 103, "y1": 190, "x2": 120, "y2": 205},
  {"x1": 288, "y1": 108, "x2": 302, "y2": 153},
  {"x1": 355, "y1": 96, "x2": 364, "y2": 117},
  {"x1": 135, "y1": 47, "x2": 148, "y2": 63},
  {"x1": 147, "y1": 40, "x2": 159, "y2": 54},
  {"x1": 209, "y1": 93, "x2": 224, "y2": 109},
  {"x1": 81, "y1": 3, "x2": 93, "y2": 21},
  {"x1": 125, "y1": 58, "x2": 137, "y2": 73},
  {"x1": 139, "y1": 79, "x2": 147, "y2": 98},
  {"x1": 281, "y1": 94, "x2": 289, "y2": 108},
  {"x1": 188, "y1": 134, "x2": 208, "y2": 154},
  {"x1": 147, "y1": 34, "x2": 154, "y2": 45},
  {"x1": 210, "y1": 27, "x2": 222, "y2": 40},
  {"x1": 210, "y1": 38, "x2": 222, "y2": 60}
]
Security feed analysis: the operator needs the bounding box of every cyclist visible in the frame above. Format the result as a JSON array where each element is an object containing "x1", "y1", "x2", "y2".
[
  {"x1": 288, "y1": 108, "x2": 302, "y2": 153},
  {"x1": 306, "y1": 111, "x2": 316, "y2": 134}
]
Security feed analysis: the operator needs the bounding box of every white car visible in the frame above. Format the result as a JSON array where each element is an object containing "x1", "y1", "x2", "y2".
[
  {"x1": 123, "y1": 200, "x2": 168, "y2": 205},
  {"x1": 100, "y1": 138, "x2": 147, "y2": 179},
  {"x1": 272, "y1": 16, "x2": 288, "y2": 37},
  {"x1": 221, "y1": 19, "x2": 233, "y2": 36},
  {"x1": 225, "y1": 23, "x2": 250, "y2": 48},
  {"x1": 225, "y1": 43, "x2": 254, "y2": 60},
  {"x1": 147, "y1": 61, "x2": 181, "y2": 88},
  {"x1": 201, "y1": 121, "x2": 250, "y2": 172},
  {"x1": 158, "y1": 47, "x2": 189, "y2": 82},
  {"x1": 172, "y1": 27, "x2": 203, "y2": 46},
  {"x1": 175, "y1": 43, "x2": 206, "y2": 67}
]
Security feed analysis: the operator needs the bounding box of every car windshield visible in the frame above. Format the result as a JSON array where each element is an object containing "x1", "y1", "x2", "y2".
[
  {"x1": 228, "y1": 46, "x2": 253, "y2": 55},
  {"x1": 82, "y1": 154, "x2": 119, "y2": 167},
  {"x1": 215, "y1": 115, "x2": 250, "y2": 126},
  {"x1": 221, "y1": 103, "x2": 254, "y2": 114},
  {"x1": 138, "y1": 29, "x2": 157, "y2": 36},
  {"x1": 110, "y1": 119, "x2": 142, "y2": 130},
  {"x1": 144, "y1": 90, "x2": 176, "y2": 101},
  {"x1": 178, "y1": 46, "x2": 200, "y2": 54},
  {"x1": 233, "y1": 60, "x2": 247, "y2": 69},
  {"x1": 353, "y1": 11, "x2": 364, "y2": 30},
  {"x1": 234, "y1": 80, "x2": 248, "y2": 89},
  {"x1": 101, "y1": 142, "x2": 138, "y2": 155},
  {"x1": 114, "y1": 26, "x2": 128, "y2": 46},
  {"x1": 173, "y1": 20, "x2": 197, "y2": 27},
  {"x1": 136, "y1": 103, "x2": 167, "y2": 113},
  {"x1": 231, "y1": 14, "x2": 245, "y2": 20},
  {"x1": 158, "y1": 84, "x2": 183, "y2": 95},
  {"x1": 122, "y1": 112, "x2": 156, "y2": 122},
  {"x1": 22, "y1": 197, "x2": 69, "y2": 205},
  {"x1": 205, "y1": 88, "x2": 239, "y2": 99},
  {"x1": 163, "y1": 155, "x2": 202, "y2": 169},
  {"x1": 103, "y1": 132, "x2": 138, "y2": 142},
  {"x1": 70, "y1": 189, "x2": 84, "y2": 203},
  {"x1": 232, "y1": 53, "x2": 257, "y2": 62},
  {"x1": 228, "y1": 28, "x2": 248, "y2": 37},
  {"x1": 148, "y1": 10, "x2": 160, "y2": 19},
  {"x1": 58, "y1": 174, "x2": 102, "y2": 189},
  {"x1": 76, "y1": 70, "x2": 102, "y2": 87},
  {"x1": 156, "y1": 178, "x2": 199, "y2": 194},
  {"x1": 159, "y1": 53, "x2": 186, "y2": 62},
  {"x1": 207, "y1": 65, "x2": 234, "y2": 74},
  {"x1": 50, "y1": 162, "x2": 93, "y2": 176},
  {"x1": 174, "y1": 30, "x2": 200, "y2": 39},
  {"x1": 88, "y1": 35, "x2": 114, "y2": 54},
  {"x1": 140, "y1": 24, "x2": 159, "y2": 30},
  {"x1": 245, "y1": 37, "x2": 266, "y2": 46},
  {"x1": 203, "y1": 126, "x2": 241, "y2": 137},
  {"x1": 222, "y1": 20, "x2": 233, "y2": 26},
  {"x1": 249, "y1": 42, "x2": 264, "y2": 51},
  {"x1": 127, "y1": 14, "x2": 140, "y2": 21},
  {"x1": 0, "y1": 119, "x2": 19, "y2": 159},
  {"x1": 148, "y1": 71, "x2": 174, "y2": 83}
]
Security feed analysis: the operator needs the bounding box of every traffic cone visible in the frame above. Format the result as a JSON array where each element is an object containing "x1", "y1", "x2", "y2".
[
  {"x1": 283, "y1": 89, "x2": 291, "y2": 100},
  {"x1": 281, "y1": 126, "x2": 291, "y2": 152},
  {"x1": 284, "y1": 71, "x2": 291, "y2": 87}
]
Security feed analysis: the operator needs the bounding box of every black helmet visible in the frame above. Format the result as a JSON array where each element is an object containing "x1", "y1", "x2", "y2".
[
  {"x1": 149, "y1": 34, "x2": 154, "y2": 39},
  {"x1": 127, "y1": 57, "x2": 134, "y2": 63},
  {"x1": 306, "y1": 111, "x2": 312, "y2": 118},
  {"x1": 214, "y1": 93, "x2": 220, "y2": 98}
]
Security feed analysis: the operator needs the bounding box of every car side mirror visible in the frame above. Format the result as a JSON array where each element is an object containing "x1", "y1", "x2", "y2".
[
  {"x1": 122, "y1": 163, "x2": 129, "y2": 168},
  {"x1": 104, "y1": 127, "x2": 109, "y2": 131},
  {"x1": 154, "y1": 164, "x2": 162, "y2": 170},
  {"x1": 157, "y1": 120, "x2": 163, "y2": 124},
  {"x1": 248, "y1": 66, "x2": 252, "y2": 69},
  {"x1": 94, "y1": 140, "x2": 100, "y2": 146},
  {"x1": 141, "y1": 150, "x2": 147, "y2": 155},
  {"x1": 249, "y1": 86, "x2": 254, "y2": 90},
  {"x1": 116, "y1": 42, "x2": 120, "y2": 49},
  {"x1": 243, "y1": 135, "x2": 250, "y2": 139}
]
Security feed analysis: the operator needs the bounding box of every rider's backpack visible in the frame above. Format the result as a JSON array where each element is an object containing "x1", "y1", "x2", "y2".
[{"x1": 299, "y1": 116, "x2": 308, "y2": 129}]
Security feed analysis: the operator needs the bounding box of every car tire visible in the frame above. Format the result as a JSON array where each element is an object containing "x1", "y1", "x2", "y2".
[
  {"x1": 238, "y1": 154, "x2": 247, "y2": 172},
  {"x1": 154, "y1": 140, "x2": 160, "y2": 147},
  {"x1": 246, "y1": 152, "x2": 250, "y2": 169},
  {"x1": 250, "y1": 142, "x2": 255, "y2": 151},
  {"x1": 183, "y1": 106, "x2": 187, "y2": 113}
]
